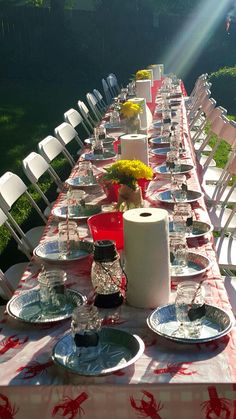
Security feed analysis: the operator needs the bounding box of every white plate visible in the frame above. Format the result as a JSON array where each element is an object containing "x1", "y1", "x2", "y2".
[
  {"x1": 154, "y1": 189, "x2": 203, "y2": 204},
  {"x1": 52, "y1": 205, "x2": 101, "y2": 220},
  {"x1": 83, "y1": 151, "x2": 116, "y2": 162},
  {"x1": 33, "y1": 240, "x2": 92, "y2": 262}
]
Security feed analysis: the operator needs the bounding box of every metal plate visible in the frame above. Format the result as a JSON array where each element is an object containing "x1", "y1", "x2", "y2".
[
  {"x1": 83, "y1": 151, "x2": 117, "y2": 162},
  {"x1": 154, "y1": 164, "x2": 194, "y2": 175},
  {"x1": 52, "y1": 205, "x2": 101, "y2": 220},
  {"x1": 169, "y1": 220, "x2": 213, "y2": 238},
  {"x1": 149, "y1": 137, "x2": 170, "y2": 147},
  {"x1": 52, "y1": 328, "x2": 145, "y2": 376},
  {"x1": 84, "y1": 136, "x2": 115, "y2": 146},
  {"x1": 66, "y1": 177, "x2": 99, "y2": 188},
  {"x1": 147, "y1": 303, "x2": 234, "y2": 344},
  {"x1": 33, "y1": 240, "x2": 93, "y2": 262},
  {"x1": 104, "y1": 122, "x2": 122, "y2": 129},
  {"x1": 154, "y1": 189, "x2": 203, "y2": 204},
  {"x1": 7, "y1": 289, "x2": 86, "y2": 324},
  {"x1": 151, "y1": 147, "x2": 171, "y2": 156},
  {"x1": 171, "y1": 251, "x2": 212, "y2": 278}
]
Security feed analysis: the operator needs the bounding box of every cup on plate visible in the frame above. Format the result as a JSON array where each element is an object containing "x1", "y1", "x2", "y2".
[
  {"x1": 38, "y1": 268, "x2": 67, "y2": 315},
  {"x1": 58, "y1": 221, "x2": 80, "y2": 259},
  {"x1": 75, "y1": 161, "x2": 95, "y2": 185},
  {"x1": 171, "y1": 174, "x2": 187, "y2": 202},
  {"x1": 169, "y1": 233, "x2": 188, "y2": 273}
]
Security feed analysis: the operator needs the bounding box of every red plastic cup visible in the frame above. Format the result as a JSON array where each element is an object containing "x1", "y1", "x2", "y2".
[{"x1": 87, "y1": 212, "x2": 124, "y2": 250}]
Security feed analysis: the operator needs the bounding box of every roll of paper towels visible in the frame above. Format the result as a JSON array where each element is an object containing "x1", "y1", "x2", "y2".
[
  {"x1": 123, "y1": 208, "x2": 170, "y2": 308},
  {"x1": 149, "y1": 64, "x2": 164, "y2": 80},
  {"x1": 146, "y1": 69, "x2": 154, "y2": 86},
  {"x1": 128, "y1": 98, "x2": 153, "y2": 130},
  {"x1": 120, "y1": 134, "x2": 148, "y2": 165},
  {"x1": 136, "y1": 80, "x2": 152, "y2": 103}
]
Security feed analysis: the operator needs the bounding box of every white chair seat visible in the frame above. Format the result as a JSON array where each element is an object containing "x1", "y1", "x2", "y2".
[
  {"x1": 215, "y1": 236, "x2": 236, "y2": 270},
  {"x1": 204, "y1": 184, "x2": 236, "y2": 205},
  {"x1": 208, "y1": 206, "x2": 236, "y2": 231},
  {"x1": 0, "y1": 262, "x2": 28, "y2": 300},
  {"x1": 203, "y1": 167, "x2": 224, "y2": 184},
  {"x1": 199, "y1": 155, "x2": 216, "y2": 167},
  {"x1": 25, "y1": 226, "x2": 45, "y2": 250},
  {"x1": 194, "y1": 142, "x2": 212, "y2": 152}
]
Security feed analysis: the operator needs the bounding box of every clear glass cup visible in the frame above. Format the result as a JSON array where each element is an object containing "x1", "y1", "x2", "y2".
[
  {"x1": 67, "y1": 189, "x2": 86, "y2": 217},
  {"x1": 94, "y1": 126, "x2": 106, "y2": 141},
  {"x1": 58, "y1": 221, "x2": 80, "y2": 259},
  {"x1": 174, "y1": 203, "x2": 193, "y2": 234},
  {"x1": 171, "y1": 174, "x2": 187, "y2": 202},
  {"x1": 166, "y1": 150, "x2": 179, "y2": 174},
  {"x1": 110, "y1": 109, "x2": 121, "y2": 127},
  {"x1": 169, "y1": 233, "x2": 188, "y2": 273},
  {"x1": 38, "y1": 269, "x2": 68, "y2": 315},
  {"x1": 67, "y1": 305, "x2": 102, "y2": 367},
  {"x1": 75, "y1": 161, "x2": 95, "y2": 185},
  {"x1": 175, "y1": 281, "x2": 205, "y2": 338},
  {"x1": 173, "y1": 213, "x2": 186, "y2": 233}
]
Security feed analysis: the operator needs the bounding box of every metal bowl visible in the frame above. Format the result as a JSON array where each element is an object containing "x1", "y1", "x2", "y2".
[
  {"x1": 170, "y1": 251, "x2": 212, "y2": 278},
  {"x1": 154, "y1": 189, "x2": 203, "y2": 204}
]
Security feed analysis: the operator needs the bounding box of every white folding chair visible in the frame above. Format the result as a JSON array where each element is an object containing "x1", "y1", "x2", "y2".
[
  {"x1": 0, "y1": 172, "x2": 46, "y2": 253},
  {"x1": 102, "y1": 78, "x2": 113, "y2": 106},
  {"x1": 77, "y1": 100, "x2": 96, "y2": 132},
  {"x1": 86, "y1": 92, "x2": 103, "y2": 122},
  {"x1": 38, "y1": 135, "x2": 74, "y2": 170},
  {"x1": 188, "y1": 86, "x2": 212, "y2": 129},
  {"x1": 22, "y1": 152, "x2": 63, "y2": 218},
  {"x1": 107, "y1": 73, "x2": 120, "y2": 97},
  {"x1": 93, "y1": 89, "x2": 107, "y2": 112},
  {"x1": 64, "y1": 108, "x2": 91, "y2": 137},
  {"x1": 54, "y1": 122, "x2": 85, "y2": 164},
  {"x1": 191, "y1": 97, "x2": 216, "y2": 150},
  {"x1": 0, "y1": 264, "x2": 27, "y2": 300}
]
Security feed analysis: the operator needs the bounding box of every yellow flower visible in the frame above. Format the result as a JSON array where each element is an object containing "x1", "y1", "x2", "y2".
[
  {"x1": 103, "y1": 160, "x2": 153, "y2": 189},
  {"x1": 120, "y1": 101, "x2": 142, "y2": 119},
  {"x1": 136, "y1": 70, "x2": 151, "y2": 80}
]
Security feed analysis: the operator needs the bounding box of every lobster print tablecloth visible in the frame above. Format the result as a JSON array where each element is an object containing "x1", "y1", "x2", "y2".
[{"x1": 1, "y1": 80, "x2": 236, "y2": 419}]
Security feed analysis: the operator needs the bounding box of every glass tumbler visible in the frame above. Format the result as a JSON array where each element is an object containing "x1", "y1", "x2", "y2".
[
  {"x1": 76, "y1": 161, "x2": 95, "y2": 185},
  {"x1": 175, "y1": 281, "x2": 205, "y2": 338},
  {"x1": 171, "y1": 175, "x2": 187, "y2": 202},
  {"x1": 38, "y1": 269, "x2": 67, "y2": 315},
  {"x1": 67, "y1": 305, "x2": 102, "y2": 367},
  {"x1": 58, "y1": 221, "x2": 80, "y2": 259},
  {"x1": 169, "y1": 233, "x2": 188, "y2": 273}
]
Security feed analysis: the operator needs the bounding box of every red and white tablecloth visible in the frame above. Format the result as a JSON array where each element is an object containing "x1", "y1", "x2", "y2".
[{"x1": 0, "y1": 80, "x2": 236, "y2": 419}]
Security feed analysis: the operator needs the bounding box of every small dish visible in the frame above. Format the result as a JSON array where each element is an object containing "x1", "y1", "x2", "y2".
[
  {"x1": 169, "y1": 220, "x2": 213, "y2": 239},
  {"x1": 33, "y1": 240, "x2": 93, "y2": 263},
  {"x1": 170, "y1": 251, "x2": 212, "y2": 278},
  {"x1": 66, "y1": 177, "x2": 99, "y2": 188},
  {"x1": 7, "y1": 289, "x2": 86, "y2": 324},
  {"x1": 83, "y1": 151, "x2": 117, "y2": 162},
  {"x1": 149, "y1": 137, "x2": 170, "y2": 147},
  {"x1": 84, "y1": 136, "x2": 115, "y2": 146},
  {"x1": 154, "y1": 190, "x2": 203, "y2": 204},
  {"x1": 151, "y1": 147, "x2": 171, "y2": 156},
  {"x1": 147, "y1": 303, "x2": 234, "y2": 344},
  {"x1": 52, "y1": 328, "x2": 145, "y2": 376},
  {"x1": 52, "y1": 204, "x2": 101, "y2": 220},
  {"x1": 154, "y1": 164, "x2": 193, "y2": 176}
]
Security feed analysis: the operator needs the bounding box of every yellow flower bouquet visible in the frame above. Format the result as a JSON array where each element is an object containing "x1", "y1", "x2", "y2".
[
  {"x1": 136, "y1": 70, "x2": 151, "y2": 80},
  {"x1": 102, "y1": 159, "x2": 153, "y2": 190},
  {"x1": 120, "y1": 101, "x2": 142, "y2": 120}
]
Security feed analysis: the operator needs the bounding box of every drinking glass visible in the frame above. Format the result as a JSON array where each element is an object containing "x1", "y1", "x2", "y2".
[
  {"x1": 67, "y1": 305, "x2": 102, "y2": 367},
  {"x1": 171, "y1": 175, "x2": 187, "y2": 202},
  {"x1": 110, "y1": 109, "x2": 121, "y2": 127},
  {"x1": 38, "y1": 269, "x2": 68, "y2": 315},
  {"x1": 75, "y1": 161, "x2": 95, "y2": 185},
  {"x1": 174, "y1": 203, "x2": 193, "y2": 234},
  {"x1": 67, "y1": 189, "x2": 86, "y2": 217},
  {"x1": 58, "y1": 221, "x2": 80, "y2": 259},
  {"x1": 94, "y1": 125, "x2": 106, "y2": 141},
  {"x1": 174, "y1": 281, "x2": 205, "y2": 338},
  {"x1": 169, "y1": 233, "x2": 188, "y2": 273}
]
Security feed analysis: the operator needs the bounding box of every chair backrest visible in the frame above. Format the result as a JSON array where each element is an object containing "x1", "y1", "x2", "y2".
[
  {"x1": 64, "y1": 108, "x2": 90, "y2": 137},
  {"x1": 86, "y1": 92, "x2": 102, "y2": 121},
  {"x1": 23, "y1": 152, "x2": 62, "y2": 207},
  {"x1": 107, "y1": 73, "x2": 120, "y2": 96},
  {"x1": 102, "y1": 78, "x2": 113, "y2": 105},
  {"x1": 0, "y1": 269, "x2": 14, "y2": 299},
  {"x1": 93, "y1": 89, "x2": 107, "y2": 112},
  {"x1": 54, "y1": 122, "x2": 84, "y2": 164},
  {"x1": 0, "y1": 172, "x2": 46, "y2": 254},
  {"x1": 77, "y1": 100, "x2": 96, "y2": 131}
]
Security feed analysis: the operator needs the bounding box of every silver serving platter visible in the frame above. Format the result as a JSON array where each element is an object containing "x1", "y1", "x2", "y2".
[
  {"x1": 66, "y1": 177, "x2": 99, "y2": 188},
  {"x1": 155, "y1": 189, "x2": 203, "y2": 204},
  {"x1": 52, "y1": 328, "x2": 145, "y2": 376},
  {"x1": 7, "y1": 289, "x2": 86, "y2": 324},
  {"x1": 52, "y1": 204, "x2": 101, "y2": 220},
  {"x1": 33, "y1": 240, "x2": 93, "y2": 263},
  {"x1": 84, "y1": 136, "x2": 115, "y2": 146},
  {"x1": 151, "y1": 147, "x2": 171, "y2": 156},
  {"x1": 154, "y1": 163, "x2": 194, "y2": 175},
  {"x1": 104, "y1": 122, "x2": 122, "y2": 129},
  {"x1": 147, "y1": 303, "x2": 234, "y2": 344},
  {"x1": 170, "y1": 251, "x2": 212, "y2": 278},
  {"x1": 169, "y1": 220, "x2": 213, "y2": 238},
  {"x1": 83, "y1": 151, "x2": 117, "y2": 161},
  {"x1": 149, "y1": 137, "x2": 170, "y2": 147}
]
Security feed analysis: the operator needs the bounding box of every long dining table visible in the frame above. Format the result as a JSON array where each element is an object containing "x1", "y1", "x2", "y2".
[{"x1": 1, "y1": 78, "x2": 236, "y2": 419}]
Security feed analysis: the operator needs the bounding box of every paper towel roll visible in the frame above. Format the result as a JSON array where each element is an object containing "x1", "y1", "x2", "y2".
[
  {"x1": 146, "y1": 69, "x2": 154, "y2": 87},
  {"x1": 123, "y1": 208, "x2": 170, "y2": 308},
  {"x1": 120, "y1": 134, "x2": 148, "y2": 165},
  {"x1": 149, "y1": 64, "x2": 164, "y2": 80},
  {"x1": 135, "y1": 80, "x2": 152, "y2": 103},
  {"x1": 128, "y1": 98, "x2": 153, "y2": 131}
]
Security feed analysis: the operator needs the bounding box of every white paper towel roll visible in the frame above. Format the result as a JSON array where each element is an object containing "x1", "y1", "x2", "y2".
[
  {"x1": 149, "y1": 64, "x2": 164, "y2": 80},
  {"x1": 135, "y1": 80, "x2": 152, "y2": 103},
  {"x1": 120, "y1": 134, "x2": 148, "y2": 165},
  {"x1": 128, "y1": 98, "x2": 153, "y2": 131},
  {"x1": 146, "y1": 69, "x2": 154, "y2": 86},
  {"x1": 123, "y1": 208, "x2": 170, "y2": 308}
]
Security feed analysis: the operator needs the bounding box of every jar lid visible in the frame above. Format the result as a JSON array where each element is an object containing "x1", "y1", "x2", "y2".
[{"x1": 93, "y1": 240, "x2": 118, "y2": 262}]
